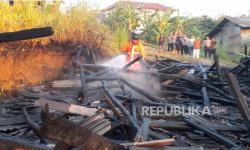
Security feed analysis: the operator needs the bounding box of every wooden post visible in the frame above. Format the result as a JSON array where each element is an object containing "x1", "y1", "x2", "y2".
[
  {"x1": 199, "y1": 64, "x2": 210, "y2": 106},
  {"x1": 226, "y1": 72, "x2": 250, "y2": 130}
]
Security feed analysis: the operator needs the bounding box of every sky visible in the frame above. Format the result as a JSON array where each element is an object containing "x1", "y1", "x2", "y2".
[{"x1": 61, "y1": 0, "x2": 250, "y2": 18}]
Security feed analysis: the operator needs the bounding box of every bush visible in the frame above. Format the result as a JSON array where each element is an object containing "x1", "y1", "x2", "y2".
[
  {"x1": 0, "y1": 1, "x2": 114, "y2": 58},
  {"x1": 113, "y1": 27, "x2": 128, "y2": 50},
  {"x1": 216, "y1": 44, "x2": 240, "y2": 63}
]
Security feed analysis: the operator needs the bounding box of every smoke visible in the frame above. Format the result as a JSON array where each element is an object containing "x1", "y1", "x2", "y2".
[
  {"x1": 120, "y1": 72, "x2": 161, "y2": 97},
  {"x1": 100, "y1": 55, "x2": 161, "y2": 97},
  {"x1": 101, "y1": 55, "x2": 127, "y2": 68}
]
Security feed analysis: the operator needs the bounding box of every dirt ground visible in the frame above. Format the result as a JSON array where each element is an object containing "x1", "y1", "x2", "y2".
[
  {"x1": 0, "y1": 47, "x2": 71, "y2": 94},
  {"x1": 145, "y1": 46, "x2": 236, "y2": 67}
]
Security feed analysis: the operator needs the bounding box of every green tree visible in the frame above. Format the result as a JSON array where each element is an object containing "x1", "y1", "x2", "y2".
[
  {"x1": 104, "y1": 5, "x2": 140, "y2": 49},
  {"x1": 104, "y1": 5, "x2": 140, "y2": 32},
  {"x1": 169, "y1": 16, "x2": 218, "y2": 38},
  {"x1": 142, "y1": 11, "x2": 171, "y2": 43}
]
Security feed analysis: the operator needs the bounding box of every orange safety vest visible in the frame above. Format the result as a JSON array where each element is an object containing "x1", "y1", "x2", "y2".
[
  {"x1": 122, "y1": 40, "x2": 145, "y2": 61},
  {"x1": 122, "y1": 40, "x2": 145, "y2": 70}
]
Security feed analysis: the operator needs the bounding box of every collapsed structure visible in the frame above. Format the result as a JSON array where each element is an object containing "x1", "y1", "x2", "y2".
[
  {"x1": 0, "y1": 27, "x2": 250, "y2": 149},
  {"x1": 0, "y1": 47, "x2": 249, "y2": 149}
]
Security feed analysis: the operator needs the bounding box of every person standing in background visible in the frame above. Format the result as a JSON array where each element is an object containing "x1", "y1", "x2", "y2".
[
  {"x1": 159, "y1": 35, "x2": 165, "y2": 52},
  {"x1": 188, "y1": 37, "x2": 195, "y2": 56},
  {"x1": 182, "y1": 36, "x2": 189, "y2": 54},
  {"x1": 204, "y1": 36, "x2": 211, "y2": 58},
  {"x1": 175, "y1": 36, "x2": 183, "y2": 54},
  {"x1": 193, "y1": 37, "x2": 201, "y2": 58},
  {"x1": 167, "y1": 34, "x2": 175, "y2": 52},
  {"x1": 209, "y1": 37, "x2": 217, "y2": 59}
]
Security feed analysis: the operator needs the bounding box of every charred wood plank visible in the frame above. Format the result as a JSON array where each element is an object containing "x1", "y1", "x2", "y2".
[
  {"x1": 22, "y1": 91, "x2": 79, "y2": 105},
  {"x1": 0, "y1": 27, "x2": 53, "y2": 43},
  {"x1": 0, "y1": 114, "x2": 40, "y2": 126},
  {"x1": 227, "y1": 72, "x2": 250, "y2": 130},
  {"x1": 162, "y1": 69, "x2": 189, "y2": 85},
  {"x1": 150, "y1": 120, "x2": 247, "y2": 132},
  {"x1": 183, "y1": 118, "x2": 238, "y2": 148},
  {"x1": 51, "y1": 79, "x2": 121, "y2": 91},
  {"x1": 0, "y1": 133, "x2": 53, "y2": 150},
  {"x1": 34, "y1": 99, "x2": 97, "y2": 116}
]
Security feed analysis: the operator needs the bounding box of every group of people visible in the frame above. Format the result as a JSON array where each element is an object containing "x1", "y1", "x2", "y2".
[
  {"x1": 121, "y1": 32, "x2": 218, "y2": 71},
  {"x1": 159, "y1": 34, "x2": 217, "y2": 59}
]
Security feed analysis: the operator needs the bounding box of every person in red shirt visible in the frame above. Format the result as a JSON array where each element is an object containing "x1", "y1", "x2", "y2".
[{"x1": 193, "y1": 37, "x2": 201, "y2": 58}]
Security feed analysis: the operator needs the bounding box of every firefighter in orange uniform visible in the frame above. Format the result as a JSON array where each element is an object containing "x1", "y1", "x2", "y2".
[{"x1": 122, "y1": 32, "x2": 145, "y2": 69}]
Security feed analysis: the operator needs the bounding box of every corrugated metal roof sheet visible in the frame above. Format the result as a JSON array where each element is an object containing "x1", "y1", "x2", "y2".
[
  {"x1": 227, "y1": 17, "x2": 250, "y2": 28},
  {"x1": 102, "y1": 1, "x2": 171, "y2": 12},
  {"x1": 207, "y1": 17, "x2": 250, "y2": 37}
]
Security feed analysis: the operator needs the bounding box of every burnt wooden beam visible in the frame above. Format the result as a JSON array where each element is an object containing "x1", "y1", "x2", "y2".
[
  {"x1": 118, "y1": 77, "x2": 164, "y2": 103},
  {"x1": 135, "y1": 118, "x2": 151, "y2": 141},
  {"x1": 183, "y1": 118, "x2": 238, "y2": 148},
  {"x1": 150, "y1": 120, "x2": 247, "y2": 132},
  {"x1": 131, "y1": 99, "x2": 138, "y2": 122},
  {"x1": 0, "y1": 133, "x2": 53, "y2": 150},
  {"x1": 76, "y1": 47, "x2": 88, "y2": 100},
  {"x1": 0, "y1": 27, "x2": 53, "y2": 43},
  {"x1": 226, "y1": 72, "x2": 250, "y2": 130},
  {"x1": 103, "y1": 81, "x2": 140, "y2": 132},
  {"x1": 183, "y1": 91, "x2": 235, "y2": 106},
  {"x1": 198, "y1": 64, "x2": 210, "y2": 106},
  {"x1": 162, "y1": 69, "x2": 189, "y2": 85},
  {"x1": 103, "y1": 95, "x2": 123, "y2": 119},
  {"x1": 22, "y1": 107, "x2": 40, "y2": 132},
  {"x1": 177, "y1": 76, "x2": 234, "y2": 100}
]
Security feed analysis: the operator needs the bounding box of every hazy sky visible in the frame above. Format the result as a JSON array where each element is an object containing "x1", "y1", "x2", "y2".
[{"x1": 62, "y1": 0, "x2": 250, "y2": 18}]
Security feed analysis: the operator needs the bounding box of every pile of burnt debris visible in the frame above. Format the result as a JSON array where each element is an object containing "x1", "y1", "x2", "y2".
[{"x1": 0, "y1": 47, "x2": 250, "y2": 150}]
